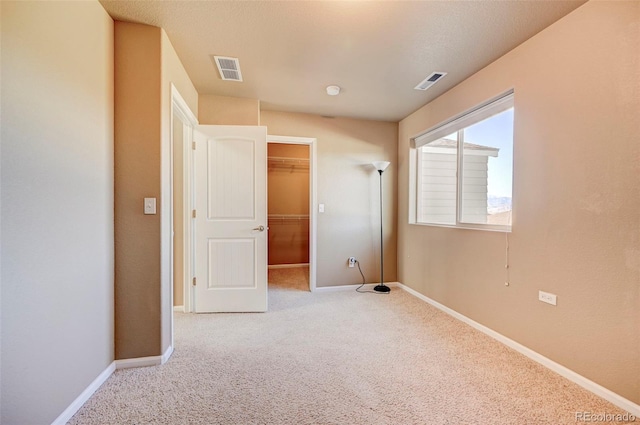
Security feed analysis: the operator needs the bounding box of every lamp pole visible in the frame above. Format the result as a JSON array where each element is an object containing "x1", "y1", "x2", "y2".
[{"x1": 373, "y1": 162, "x2": 390, "y2": 293}]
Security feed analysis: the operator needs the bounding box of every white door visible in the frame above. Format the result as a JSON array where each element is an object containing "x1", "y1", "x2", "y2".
[{"x1": 193, "y1": 125, "x2": 268, "y2": 312}]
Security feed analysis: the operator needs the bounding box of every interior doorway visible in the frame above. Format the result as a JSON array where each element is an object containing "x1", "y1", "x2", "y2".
[
  {"x1": 170, "y1": 91, "x2": 196, "y2": 316},
  {"x1": 171, "y1": 131, "x2": 318, "y2": 315},
  {"x1": 267, "y1": 136, "x2": 317, "y2": 292}
]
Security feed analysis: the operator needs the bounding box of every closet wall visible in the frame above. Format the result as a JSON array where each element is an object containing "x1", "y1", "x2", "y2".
[{"x1": 267, "y1": 143, "x2": 310, "y2": 265}]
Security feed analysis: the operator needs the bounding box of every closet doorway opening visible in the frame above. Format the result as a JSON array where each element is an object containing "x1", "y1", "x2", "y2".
[{"x1": 267, "y1": 136, "x2": 317, "y2": 292}]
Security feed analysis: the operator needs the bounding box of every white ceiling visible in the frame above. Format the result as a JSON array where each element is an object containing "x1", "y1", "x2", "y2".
[{"x1": 100, "y1": 0, "x2": 586, "y2": 122}]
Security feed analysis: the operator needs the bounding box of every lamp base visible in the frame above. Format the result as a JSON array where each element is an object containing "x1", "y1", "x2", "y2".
[{"x1": 373, "y1": 284, "x2": 391, "y2": 293}]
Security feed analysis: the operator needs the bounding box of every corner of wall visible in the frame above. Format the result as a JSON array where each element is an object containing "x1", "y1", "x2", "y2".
[
  {"x1": 198, "y1": 94, "x2": 260, "y2": 125},
  {"x1": 114, "y1": 20, "x2": 163, "y2": 360},
  {"x1": 0, "y1": 1, "x2": 3, "y2": 418},
  {"x1": 160, "y1": 29, "x2": 198, "y2": 117}
]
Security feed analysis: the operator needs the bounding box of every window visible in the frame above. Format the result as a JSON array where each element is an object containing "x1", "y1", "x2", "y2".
[{"x1": 412, "y1": 91, "x2": 514, "y2": 231}]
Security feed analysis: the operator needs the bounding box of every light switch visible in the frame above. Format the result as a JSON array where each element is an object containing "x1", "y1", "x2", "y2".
[
  {"x1": 144, "y1": 198, "x2": 157, "y2": 215},
  {"x1": 319, "y1": 203, "x2": 325, "y2": 213}
]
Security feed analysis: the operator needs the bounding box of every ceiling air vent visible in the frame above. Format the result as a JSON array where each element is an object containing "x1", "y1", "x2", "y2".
[
  {"x1": 214, "y1": 56, "x2": 243, "y2": 82},
  {"x1": 414, "y1": 71, "x2": 447, "y2": 91}
]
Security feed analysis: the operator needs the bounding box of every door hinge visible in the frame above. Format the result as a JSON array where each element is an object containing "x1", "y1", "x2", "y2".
[
  {"x1": 192, "y1": 277, "x2": 196, "y2": 286},
  {"x1": 192, "y1": 209, "x2": 196, "y2": 218},
  {"x1": 192, "y1": 141, "x2": 196, "y2": 150}
]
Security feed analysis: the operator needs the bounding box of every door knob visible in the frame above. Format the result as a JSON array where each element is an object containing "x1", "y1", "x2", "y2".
[{"x1": 253, "y1": 225, "x2": 265, "y2": 232}]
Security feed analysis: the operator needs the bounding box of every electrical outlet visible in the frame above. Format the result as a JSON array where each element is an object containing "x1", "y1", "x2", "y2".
[
  {"x1": 538, "y1": 290, "x2": 557, "y2": 306},
  {"x1": 348, "y1": 257, "x2": 356, "y2": 268}
]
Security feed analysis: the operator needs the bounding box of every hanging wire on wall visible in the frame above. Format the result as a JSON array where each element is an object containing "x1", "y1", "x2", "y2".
[{"x1": 505, "y1": 232, "x2": 510, "y2": 287}]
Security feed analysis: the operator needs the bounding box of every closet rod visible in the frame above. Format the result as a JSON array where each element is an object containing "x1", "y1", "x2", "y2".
[{"x1": 268, "y1": 214, "x2": 310, "y2": 221}]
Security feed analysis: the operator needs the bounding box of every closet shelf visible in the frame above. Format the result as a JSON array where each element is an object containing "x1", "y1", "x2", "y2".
[{"x1": 268, "y1": 156, "x2": 309, "y2": 167}]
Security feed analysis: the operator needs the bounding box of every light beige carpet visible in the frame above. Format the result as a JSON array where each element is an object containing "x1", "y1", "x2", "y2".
[
  {"x1": 69, "y1": 284, "x2": 632, "y2": 424},
  {"x1": 268, "y1": 266, "x2": 310, "y2": 291}
]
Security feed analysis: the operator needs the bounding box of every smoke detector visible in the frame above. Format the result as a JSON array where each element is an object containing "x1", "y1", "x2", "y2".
[
  {"x1": 214, "y1": 56, "x2": 243, "y2": 82},
  {"x1": 414, "y1": 72, "x2": 447, "y2": 91},
  {"x1": 326, "y1": 85, "x2": 341, "y2": 96}
]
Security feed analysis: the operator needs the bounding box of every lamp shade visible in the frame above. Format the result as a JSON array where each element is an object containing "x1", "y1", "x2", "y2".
[{"x1": 372, "y1": 161, "x2": 390, "y2": 172}]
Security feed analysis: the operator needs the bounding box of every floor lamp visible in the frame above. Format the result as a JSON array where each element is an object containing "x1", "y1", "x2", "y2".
[{"x1": 372, "y1": 161, "x2": 391, "y2": 293}]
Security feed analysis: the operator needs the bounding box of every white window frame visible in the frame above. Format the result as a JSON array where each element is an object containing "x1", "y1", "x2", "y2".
[{"x1": 410, "y1": 90, "x2": 514, "y2": 232}]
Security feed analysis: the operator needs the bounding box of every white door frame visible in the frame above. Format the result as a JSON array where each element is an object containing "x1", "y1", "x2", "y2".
[
  {"x1": 172, "y1": 129, "x2": 318, "y2": 314},
  {"x1": 267, "y1": 135, "x2": 318, "y2": 292},
  {"x1": 170, "y1": 84, "x2": 198, "y2": 320}
]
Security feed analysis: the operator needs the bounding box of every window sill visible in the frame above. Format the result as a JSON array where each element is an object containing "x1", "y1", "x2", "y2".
[{"x1": 409, "y1": 221, "x2": 511, "y2": 233}]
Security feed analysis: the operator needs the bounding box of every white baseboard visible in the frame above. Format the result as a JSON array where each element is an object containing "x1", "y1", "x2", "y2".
[
  {"x1": 115, "y1": 355, "x2": 160, "y2": 369},
  {"x1": 394, "y1": 282, "x2": 640, "y2": 417},
  {"x1": 51, "y1": 361, "x2": 116, "y2": 425},
  {"x1": 161, "y1": 345, "x2": 174, "y2": 364},
  {"x1": 313, "y1": 282, "x2": 399, "y2": 293},
  {"x1": 268, "y1": 263, "x2": 309, "y2": 269},
  {"x1": 313, "y1": 284, "x2": 364, "y2": 292},
  {"x1": 115, "y1": 345, "x2": 174, "y2": 369},
  {"x1": 173, "y1": 305, "x2": 184, "y2": 312},
  {"x1": 52, "y1": 345, "x2": 175, "y2": 424}
]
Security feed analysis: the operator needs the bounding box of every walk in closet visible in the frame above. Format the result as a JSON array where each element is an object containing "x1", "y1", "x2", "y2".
[{"x1": 267, "y1": 143, "x2": 310, "y2": 271}]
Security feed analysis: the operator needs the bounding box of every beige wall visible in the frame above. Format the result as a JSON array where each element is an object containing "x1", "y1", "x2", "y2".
[
  {"x1": 1, "y1": 2, "x2": 114, "y2": 423},
  {"x1": 262, "y1": 111, "x2": 398, "y2": 286},
  {"x1": 172, "y1": 115, "x2": 185, "y2": 306},
  {"x1": 269, "y1": 143, "x2": 310, "y2": 159},
  {"x1": 114, "y1": 22, "x2": 162, "y2": 359},
  {"x1": 268, "y1": 144, "x2": 310, "y2": 215},
  {"x1": 0, "y1": 1, "x2": 4, "y2": 415},
  {"x1": 199, "y1": 94, "x2": 260, "y2": 125},
  {"x1": 268, "y1": 144, "x2": 310, "y2": 265},
  {"x1": 115, "y1": 23, "x2": 198, "y2": 358},
  {"x1": 398, "y1": 1, "x2": 640, "y2": 404}
]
